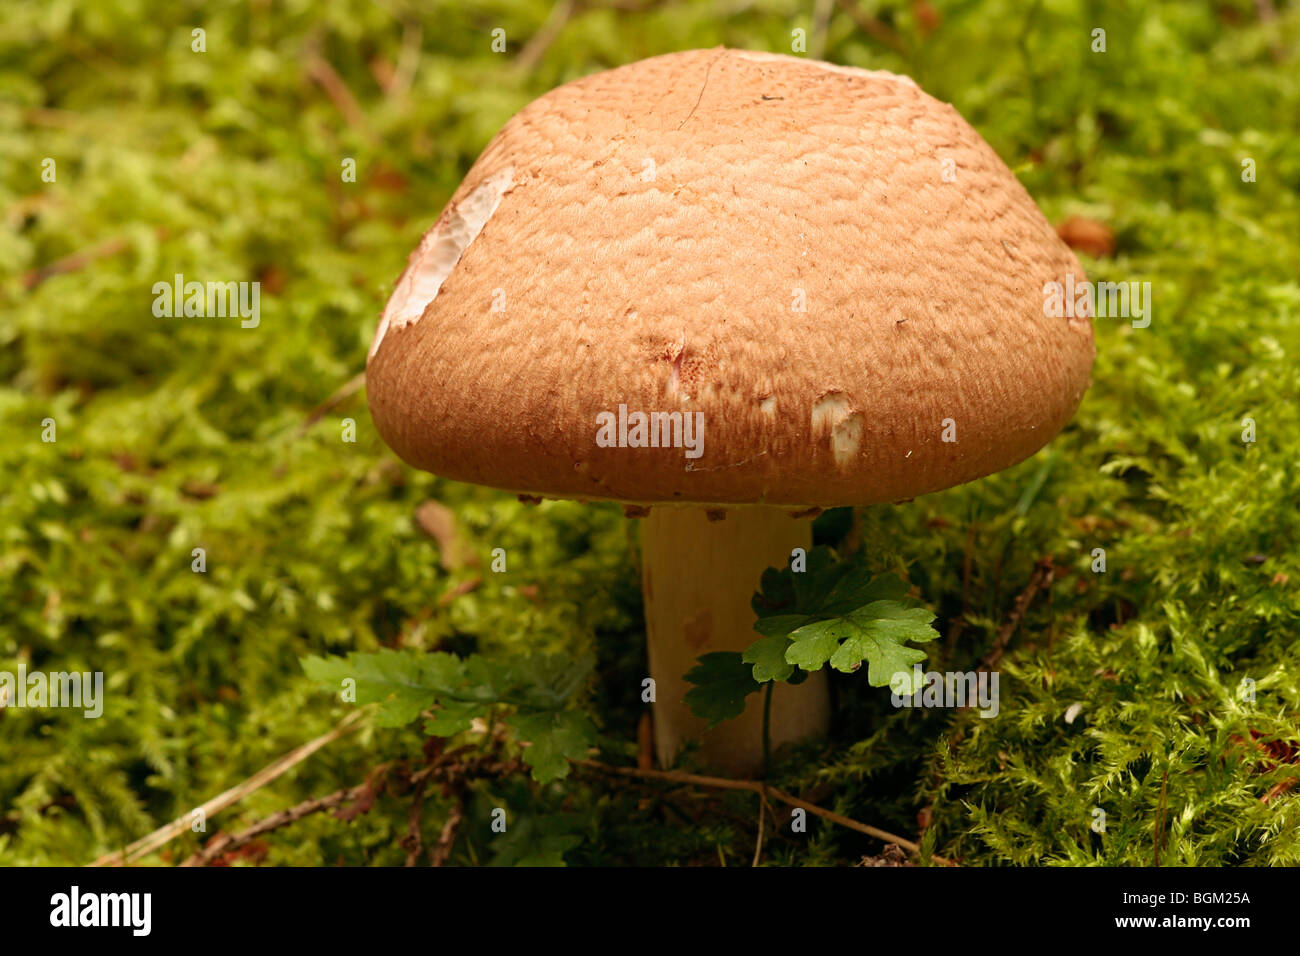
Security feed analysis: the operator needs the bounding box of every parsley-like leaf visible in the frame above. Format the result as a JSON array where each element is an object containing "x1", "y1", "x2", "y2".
[
  {"x1": 507, "y1": 709, "x2": 598, "y2": 782},
  {"x1": 301, "y1": 651, "x2": 467, "y2": 728},
  {"x1": 742, "y1": 634, "x2": 796, "y2": 682},
  {"x1": 744, "y1": 548, "x2": 939, "y2": 692},
  {"x1": 488, "y1": 813, "x2": 582, "y2": 867},
  {"x1": 301, "y1": 649, "x2": 597, "y2": 773}
]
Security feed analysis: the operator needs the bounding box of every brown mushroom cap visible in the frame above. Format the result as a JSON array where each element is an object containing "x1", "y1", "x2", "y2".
[{"x1": 367, "y1": 48, "x2": 1095, "y2": 507}]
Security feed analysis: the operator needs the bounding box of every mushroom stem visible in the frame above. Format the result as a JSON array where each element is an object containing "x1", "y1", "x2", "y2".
[{"x1": 640, "y1": 506, "x2": 831, "y2": 775}]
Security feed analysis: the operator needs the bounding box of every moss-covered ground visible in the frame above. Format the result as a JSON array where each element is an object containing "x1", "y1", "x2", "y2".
[{"x1": 1, "y1": 0, "x2": 1297, "y2": 865}]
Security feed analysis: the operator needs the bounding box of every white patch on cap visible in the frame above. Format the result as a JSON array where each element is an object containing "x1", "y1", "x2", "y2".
[
  {"x1": 368, "y1": 166, "x2": 516, "y2": 362},
  {"x1": 811, "y1": 392, "x2": 864, "y2": 467},
  {"x1": 732, "y1": 50, "x2": 918, "y2": 89}
]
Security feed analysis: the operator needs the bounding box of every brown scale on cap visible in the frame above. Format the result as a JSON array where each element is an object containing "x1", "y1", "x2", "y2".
[{"x1": 367, "y1": 48, "x2": 1094, "y2": 510}]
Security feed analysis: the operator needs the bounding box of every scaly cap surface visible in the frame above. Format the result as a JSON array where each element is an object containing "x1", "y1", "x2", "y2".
[{"x1": 367, "y1": 48, "x2": 1095, "y2": 506}]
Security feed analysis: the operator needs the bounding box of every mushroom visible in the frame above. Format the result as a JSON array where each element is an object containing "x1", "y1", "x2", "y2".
[{"x1": 366, "y1": 49, "x2": 1094, "y2": 775}]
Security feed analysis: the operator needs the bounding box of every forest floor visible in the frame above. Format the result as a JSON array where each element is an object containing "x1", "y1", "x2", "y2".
[{"x1": 2, "y1": 0, "x2": 1298, "y2": 865}]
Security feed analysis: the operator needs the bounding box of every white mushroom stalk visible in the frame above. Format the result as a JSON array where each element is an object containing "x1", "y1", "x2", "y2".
[{"x1": 641, "y1": 506, "x2": 829, "y2": 774}]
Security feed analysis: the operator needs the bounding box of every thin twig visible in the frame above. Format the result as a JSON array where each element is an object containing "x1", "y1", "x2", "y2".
[
  {"x1": 1253, "y1": 0, "x2": 1285, "y2": 61},
  {"x1": 1154, "y1": 768, "x2": 1169, "y2": 867},
  {"x1": 809, "y1": 0, "x2": 835, "y2": 61},
  {"x1": 981, "y1": 556, "x2": 1055, "y2": 668},
  {"x1": 581, "y1": 761, "x2": 955, "y2": 865},
  {"x1": 430, "y1": 796, "x2": 466, "y2": 867},
  {"x1": 296, "y1": 370, "x2": 366, "y2": 436},
  {"x1": 409, "y1": 756, "x2": 524, "y2": 787},
  {"x1": 180, "y1": 782, "x2": 368, "y2": 867},
  {"x1": 761, "y1": 682, "x2": 773, "y2": 780},
  {"x1": 89, "y1": 711, "x2": 364, "y2": 867},
  {"x1": 834, "y1": 0, "x2": 908, "y2": 54},
  {"x1": 22, "y1": 229, "x2": 168, "y2": 291},
  {"x1": 388, "y1": 21, "x2": 423, "y2": 99},
  {"x1": 961, "y1": 520, "x2": 978, "y2": 614},
  {"x1": 1262, "y1": 778, "x2": 1297, "y2": 804},
  {"x1": 516, "y1": 0, "x2": 576, "y2": 73},
  {"x1": 403, "y1": 775, "x2": 431, "y2": 867},
  {"x1": 304, "y1": 48, "x2": 377, "y2": 142}
]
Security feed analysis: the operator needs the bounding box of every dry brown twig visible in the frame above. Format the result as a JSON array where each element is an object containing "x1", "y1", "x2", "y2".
[
  {"x1": 115, "y1": 738, "x2": 954, "y2": 867},
  {"x1": 89, "y1": 710, "x2": 364, "y2": 867},
  {"x1": 388, "y1": 20, "x2": 423, "y2": 99},
  {"x1": 582, "y1": 761, "x2": 955, "y2": 865},
  {"x1": 834, "y1": 0, "x2": 909, "y2": 54},
  {"x1": 180, "y1": 782, "x2": 369, "y2": 867},
  {"x1": 809, "y1": 0, "x2": 835, "y2": 60},
  {"x1": 177, "y1": 744, "x2": 522, "y2": 868},
  {"x1": 304, "y1": 46, "x2": 377, "y2": 143},
  {"x1": 516, "y1": 0, "x2": 577, "y2": 73},
  {"x1": 1154, "y1": 767, "x2": 1169, "y2": 866},
  {"x1": 402, "y1": 775, "x2": 431, "y2": 866},
  {"x1": 430, "y1": 793, "x2": 467, "y2": 867},
  {"x1": 297, "y1": 370, "x2": 366, "y2": 436},
  {"x1": 22, "y1": 228, "x2": 169, "y2": 291},
  {"x1": 981, "y1": 555, "x2": 1056, "y2": 669}
]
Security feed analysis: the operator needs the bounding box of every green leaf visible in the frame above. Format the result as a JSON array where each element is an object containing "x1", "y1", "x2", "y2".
[
  {"x1": 513, "y1": 650, "x2": 596, "y2": 709},
  {"x1": 744, "y1": 547, "x2": 940, "y2": 689},
  {"x1": 752, "y1": 614, "x2": 810, "y2": 639},
  {"x1": 301, "y1": 650, "x2": 466, "y2": 728},
  {"x1": 805, "y1": 604, "x2": 938, "y2": 687},
  {"x1": 683, "y1": 652, "x2": 762, "y2": 727},
  {"x1": 821, "y1": 572, "x2": 911, "y2": 614},
  {"x1": 422, "y1": 700, "x2": 479, "y2": 737},
  {"x1": 302, "y1": 649, "x2": 597, "y2": 749},
  {"x1": 751, "y1": 547, "x2": 847, "y2": 619},
  {"x1": 742, "y1": 634, "x2": 796, "y2": 682},
  {"x1": 784, "y1": 618, "x2": 855, "y2": 671},
  {"x1": 825, "y1": 605, "x2": 939, "y2": 688},
  {"x1": 507, "y1": 709, "x2": 598, "y2": 782},
  {"x1": 488, "y1": 813, "x2": 582, "y2": 867}
]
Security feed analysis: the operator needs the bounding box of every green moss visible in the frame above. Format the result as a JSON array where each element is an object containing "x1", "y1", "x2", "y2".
[{"x1": 1, "y1": 0, "x2": 1297, "y2": 865}]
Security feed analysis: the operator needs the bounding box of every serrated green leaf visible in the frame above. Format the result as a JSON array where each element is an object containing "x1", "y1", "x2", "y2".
[
  {"x1": 488, "y1": 813, "x2": 582, "y2": 867},
  {"x1": 301, "y1": 650, "x2": 466, "y2": 727},
  {"x1": 752, "y1": 614, "x2": 809, "y2": 639},
  {"x1": 742, "y1": 634, "x2": 795, "y2": 682},
  {"x1": 507, "y1": 709, "x2": 597, "y2": 782},
  {"x1": 752, "y1": 546, "x2": 847, "y2": 620},
  {"x1": 785, "y1": 618, "x2": 854, "y2": 670},
  {"x1": 827, "y1": 607, "x2": 939, "y2": 686},
  {"x1": 422, "y1": 701, "x2": 478, "y2": 737},
  {"x1": 822, "y1": 571, "x2": 911, "y2": 614},
  {"x1": 683, "y1": 652, "x2": 761, "y2": 727},
  {"x1": 303, "y1": 649, "x2": 597, "y2": 749},
  {"x1": 743, "y1": 552, "x2": 939, "y2": 690}
]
